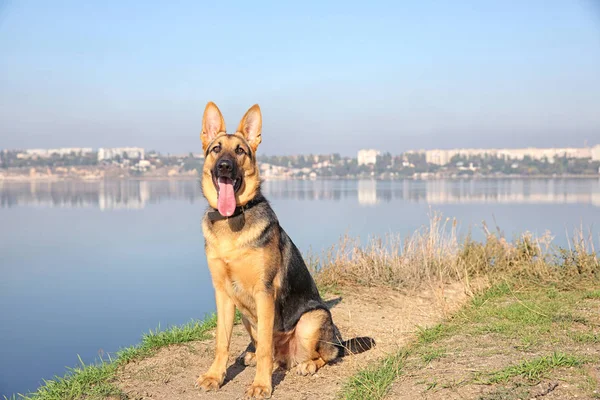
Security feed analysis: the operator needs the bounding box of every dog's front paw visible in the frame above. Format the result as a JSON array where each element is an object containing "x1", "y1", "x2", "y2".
[
  {"x1": 245, "y1": 382, "x2": 272, "y2": 399},
  {"x1": 196, "y1": 373, "x2": 223, "y2": 392}
]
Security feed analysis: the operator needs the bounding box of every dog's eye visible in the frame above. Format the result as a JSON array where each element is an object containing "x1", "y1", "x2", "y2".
[
  {"x1": 235, "y1": 147, "x2": 246, "y2": 155},
  {"x1": 212, "y1": 145, "x2": 221, "y2": 154}
]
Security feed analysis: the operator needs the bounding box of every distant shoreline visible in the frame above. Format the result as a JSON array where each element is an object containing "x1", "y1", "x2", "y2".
[{"x1": 1, "y1": 173, "x2": 599, "y2": 183}]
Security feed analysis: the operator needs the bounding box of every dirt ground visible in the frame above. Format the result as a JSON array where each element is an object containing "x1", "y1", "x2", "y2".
[
  {"x1": 387, "y1": 289, "x2": 600, "y2": 400},
  {"x1": 114, "y1": 282, "x2": 470, "y2": 400},
  {"x1": 387, "y1": 336, "x2": 599, "y2": 400}
]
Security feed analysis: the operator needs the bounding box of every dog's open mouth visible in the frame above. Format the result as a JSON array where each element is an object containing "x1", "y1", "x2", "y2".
[{"x1": 212, "y1": 175, "x2": 242, "y2": 217}]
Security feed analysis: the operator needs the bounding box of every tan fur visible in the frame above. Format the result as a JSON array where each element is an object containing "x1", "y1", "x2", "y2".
[{"x1": 197, "y1": 102, "x2": 338, "y2": 399}]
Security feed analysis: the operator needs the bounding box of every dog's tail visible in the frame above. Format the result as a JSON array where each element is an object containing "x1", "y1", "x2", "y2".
[{"x1": 336, "y1": 336, "x2": 376, "y2": 357}]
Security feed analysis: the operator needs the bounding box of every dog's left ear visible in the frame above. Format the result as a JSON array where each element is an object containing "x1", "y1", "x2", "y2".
[{"x1": 237, "y1": 104, "x2": 262, "y2": 152}]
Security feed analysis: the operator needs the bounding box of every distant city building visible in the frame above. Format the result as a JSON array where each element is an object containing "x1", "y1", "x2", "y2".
[
  {"x1": 357, "y1": 149, "x2": 380, "y2": 166},
  {"x1": 98, "y1": 147, "x2": 145, "y2": 161},
  {"x1": 592, "y1": 145, "x2": 600, "y2": 162},
  {"x1": 17, "y1": 148, "x2": 93, "y2": 159},
  {"x1": 424, "y1": 145, "x2": 600, "y2": 166}
]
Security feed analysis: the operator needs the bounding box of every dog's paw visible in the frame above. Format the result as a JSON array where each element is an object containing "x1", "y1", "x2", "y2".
[
  {"x1": 242, "y1": 351, "x2": 257, "y2": 366},
  {"x1": 296, "y1": 360, "x2": 319, "y2": 376},
  {"x1": 245, "y1": 382, "x2": 272, "y2": 399},
  {"x1": 195, "y1": 373, "x2": 223, "y2": 391}
]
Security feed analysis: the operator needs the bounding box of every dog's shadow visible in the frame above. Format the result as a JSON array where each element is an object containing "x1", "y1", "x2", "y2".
[
  {"x1": 223, "y1": 361, "x2": 247, "y2": 384},
  {"x1": 223, "y1": 352, "x2": 288, "y2": 390},
  {"x1": 224, "y1": 342, "x2": 254, "y2": 385}
]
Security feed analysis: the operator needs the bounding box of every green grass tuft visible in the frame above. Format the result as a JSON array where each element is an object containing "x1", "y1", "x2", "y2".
[
  {"x1": 117, "y1": 314, "x2": 217, "y2": 364},
  {"x1": 458, "y1": 284, "x2": 587, "y2": 341},
  {"x1": 471, "y1": 282, "x2": 512, "y2": 308},
  {"x1": 421, "y1": 347, "x2": 446, "y2": 364},
  {"x1": 15, "y1": 315, "x2": 221, "y2": 400},
  {"x1": 483, "y1": 352, "x2": 585, "y2": 384},
  {"x1": 14, "y1": 356, "x2": 124, "y2": 400},
  {"x1": 570, "y1": 332, "x2": 600, "y2": 343},
  {"x1": 341, "y1": 350, "x2": 409, "y2": 400},
  {"x1": 424, "y1": 379, "x2": 438, "y2": 391},
  {"x1": 583, "y1": 289, "x2": 600, "y2": 299},
  {"x1": 416, "y1": 324, "x2": 448, "y2": 345}
]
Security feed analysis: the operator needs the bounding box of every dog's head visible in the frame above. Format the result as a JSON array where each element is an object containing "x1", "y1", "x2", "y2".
[{"x1": 200, "y1": 102, "x2": 262, "y2": 216}]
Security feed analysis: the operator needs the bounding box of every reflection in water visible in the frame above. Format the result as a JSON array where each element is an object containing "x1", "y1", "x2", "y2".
[
  {"x1": 1, "y1": 178, "x2": 599, "y2": 209},
  {"x1": 358, "y1": 180, "x2": 379, "y2": 205},
  {"x1": 265, "y1": 179, "x2": 600, "y2": 207},
  {"x1": 423, "y1": 180, "x2": 600, "y2": 206},
  {"x1": 0, "y1": 180, "x2": 203, "y2": 210}
]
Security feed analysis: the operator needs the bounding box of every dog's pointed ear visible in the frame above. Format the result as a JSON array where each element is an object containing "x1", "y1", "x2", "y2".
[
  {"x1": 237, "y1": 104, "x2": 262, "y2": 152},
  {"x1": 201, "y1": 102, "x2": 226, "y2": 151}
]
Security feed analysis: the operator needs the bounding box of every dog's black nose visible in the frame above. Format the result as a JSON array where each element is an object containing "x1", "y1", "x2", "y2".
[{"x1": 218, "y1": 159, "x2": 233, "y2": 173}]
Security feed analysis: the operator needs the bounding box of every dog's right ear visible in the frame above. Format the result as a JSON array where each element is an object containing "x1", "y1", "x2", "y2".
[{"x1": 201, "y1": 102, "x2": 226, "y2": 152}]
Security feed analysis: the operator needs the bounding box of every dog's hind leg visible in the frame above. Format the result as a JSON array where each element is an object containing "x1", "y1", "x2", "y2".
[
  {"x1": 293, "y1": 309, "x2": 341, "y2": 376},
  {"x1": 238, "y1": 315, "x2": 257, "y2": 367}
]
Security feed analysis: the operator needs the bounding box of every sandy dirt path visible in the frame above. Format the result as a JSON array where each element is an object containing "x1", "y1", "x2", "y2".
[{"x1": 115, "y1": 282, "x2": 469, "y2": 399}]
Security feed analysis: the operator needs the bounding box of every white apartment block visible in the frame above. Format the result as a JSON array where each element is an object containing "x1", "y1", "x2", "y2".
[
  {"x1": 425, "y1": 145, "x2": 600, "y2": 166},
  {"x1": 98, "y1": 147, "x2": 145, "y2": 161},
  {"x1": 592, "y1": 145, "x2": 600, "y2": 162},
  {"x1": 357, "y1": 149, "x2": 380, "y2": 166}
]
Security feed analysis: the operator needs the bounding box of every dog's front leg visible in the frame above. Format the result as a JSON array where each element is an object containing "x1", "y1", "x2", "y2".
[
  {"x1": 246, "y1": 291, "x2": 274, "y2": 399},
  {"x1": 197, "y1": 285, "x2": 235, "y2": 391}
]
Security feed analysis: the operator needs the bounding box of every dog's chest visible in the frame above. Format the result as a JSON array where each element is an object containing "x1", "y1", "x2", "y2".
[
  {"x1": 227, "y1": 275, "x2": 258, "y2": 322},
  {"x1": 217, "y1": 262, "x2": 261, "y2": 324},
  {"x1": 205, "y1": 243, "x2": 263, "y2": 321}
]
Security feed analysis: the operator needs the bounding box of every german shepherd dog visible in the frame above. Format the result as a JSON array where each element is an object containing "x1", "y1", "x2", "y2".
[{"x1": 196, "y1": 102, "x2": 373, "y2": 398}]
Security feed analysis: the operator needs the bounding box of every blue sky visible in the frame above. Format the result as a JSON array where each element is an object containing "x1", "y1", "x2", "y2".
[{"x1": 1, "y1": 0, "x2": 599, "y2": 155}]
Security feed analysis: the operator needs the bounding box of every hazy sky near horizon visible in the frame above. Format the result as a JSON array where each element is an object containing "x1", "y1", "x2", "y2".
[{"x1": 1, "y1": 0, "x2": 599, "y2": 155}]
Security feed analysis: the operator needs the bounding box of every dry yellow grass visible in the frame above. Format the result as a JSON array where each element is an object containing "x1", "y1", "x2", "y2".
[
  {"x1": 308, "y1": 212, "x2": 599, "y2": 291},
  {"x1": 307, "y1": 213, "x2": 461, "y2": 289}
]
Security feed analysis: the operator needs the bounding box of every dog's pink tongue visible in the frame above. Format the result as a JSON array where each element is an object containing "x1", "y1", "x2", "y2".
[{"x1": 217, "y1": 177, "x2": 236, "y2": 217}]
